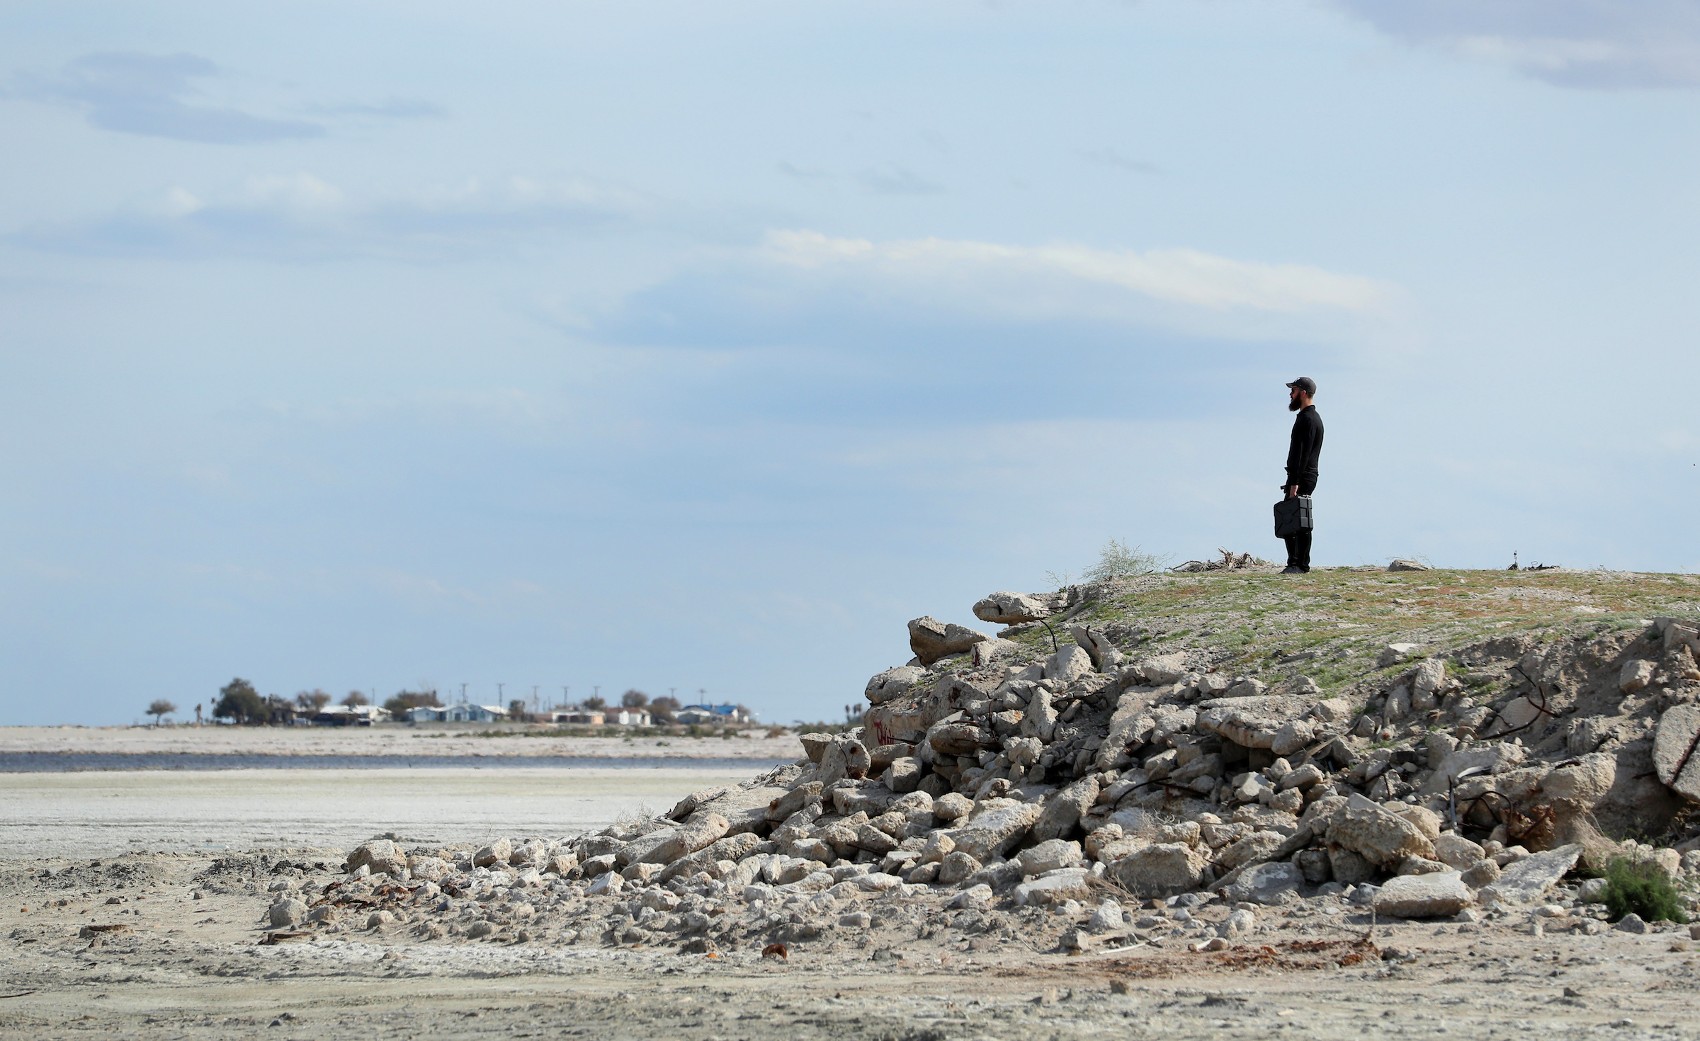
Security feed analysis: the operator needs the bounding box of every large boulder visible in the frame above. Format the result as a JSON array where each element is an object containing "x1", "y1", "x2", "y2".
[
  {"x1": 865, "y1": 666, "x2": 928, "y2": 706},
  {"x1": 1072, "y1": 626, "x2": 1123, "y2": 673},
  {"x1": 928, "y1": 719, "x2": 987, "y2": 758},
  {"x1": 1479, "y1": 844, "x2": 1582, "y2": 907},
  {"x1": 1325, "y1": 794, "x2": 1435, "y2": 868},
  {"x1": 642, "y1": 812, "x2": 729, "y2": 865},
  {"x1": 1031, "y1": 776, "x2": 1100, "y2": 843},
  {"x1": 1014, "y1": 868, "x2": 1091, "y2": 906},
  {"x1": 1373, "y1": 872, "x2": 1472, "y2": 918},
  {"x1": 865, "y1": 675, "x2": 986, "y2": 746},
  {"x1": 1096, "y1": 689, "x2": 1159, "y2": 770},
  {"x1": 1110, "y1": 842, "x2": 1207, "y2": 898},
  {"x1": 1196, "y1": 695, "x2": 1314, "y2": 751},
  {"x1": 908, "y1": 617, "x2": 989, "y2": 666},
  {"x1": 972, "y1": 591, "x2": 1056, "y2": 625},
  {"x1": 1653, "y1": 704, "x2": 1700, "y2": 803},
  {"x1": 1045, "y1": 645, "x2": 1094, "y2": 684},
  {"x1": 1217, "y1": 861, "x2": 1303, "y2": 905},
  {"x1": 1016, "y1": 839, "x2": 1084, "y2": 877},
  {"x1": 346, "y1": 839, "x2": 407, "y2": 878},
  {"x1": 947, "y1": 800, "x2": 1042, "y2": 861}
]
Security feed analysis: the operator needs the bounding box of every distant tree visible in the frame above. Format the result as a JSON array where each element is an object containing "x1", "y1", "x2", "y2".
[
  {"x1": 383, "y1": 689, "x2": 443, "y2": 717},
  {"x1": 583, "y1": 695, "x2": 606, "y2": 711},
  {"x1": 734, "y1": 703, "x2": 754, "y2": 723},
  {"x1": 506, "y1": 698, "x2": 529, "y2": 722},
  {"x1": 621, "y1": 689, "x2": 650, "y2": 709},
  {"x1": 263, "y1": 694, "x2": 296, "y2": 725},
  {"x1": 649, "y1": 695, "x2": 680, "y2": 723},
  {"x1": 212, "y1": 678, "x2": 265, "y2": 724},
  {"x1": 146, "y1": 699, "x2": 176, "y2": 726},
  {"x1": 342, "y1": 690, "x2": 369, "y2": 708},
  {"x1": 295, "y1": 689, "x2": 332, "y2": 713}
]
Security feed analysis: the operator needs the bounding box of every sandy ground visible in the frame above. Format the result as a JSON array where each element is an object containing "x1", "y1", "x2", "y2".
[
  {"x1": 5, "y1": 842, "x2": 1700, "y2": 1041},
  {"x1": 0, "y1": 724, "x2": 800, "y2": 760},
  {"x1": 5, "y1": 750, "x2": 1700, "y2": 1039}
]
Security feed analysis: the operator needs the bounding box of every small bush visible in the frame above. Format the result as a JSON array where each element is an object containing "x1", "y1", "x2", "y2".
[
  {"x1": 1599, "y1": 857, "x2": 1689, "y2": 923},
  {"x1": 1081, "y1": 539, "x2": 1167, "y2": 584}
]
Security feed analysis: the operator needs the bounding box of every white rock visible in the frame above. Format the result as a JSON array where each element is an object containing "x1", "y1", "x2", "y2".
[
  {"x1": 1014, "y1": 868, "x2": 1091, "y2": 906},
  {"x1": 268, "y1": 897, "x2": 308, "y2": 928},
  {"x1": 1480, "y1": 844, "x2": 1582, "y2": 907},
  {"x1": 1653, "y1": 704, "x2": 1700, "y2": 803},
  {"x1": 947, "y1": 884, "x2": 994, "y2": 910},
  {"x1": 1620, "y1": 659, "x2": 1655, "y2": 696},
  {"x1": 1016, "y1": 839, "x2": 1084, "y2": 877},
  {"x1": 1378, "y1": 643, "x2": 1422, "y2": 667},
  {"x1": 1372, "y1": 872, "x2": 1472, "y2": 918},
  {"x1": 1433, "y1": 833, "x2": 1487, "y2": 872}
]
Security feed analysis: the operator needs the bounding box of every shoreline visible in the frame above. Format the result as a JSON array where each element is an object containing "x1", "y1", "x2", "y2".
[
  {"x1": 2, "y1": 765, "x2": 766, "y2": 860},
  {"x1": 0, "y1": 723, "x2": 804, "y2": 761}
]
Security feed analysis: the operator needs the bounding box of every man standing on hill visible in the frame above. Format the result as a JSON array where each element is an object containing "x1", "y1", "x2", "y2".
[{"x1": 1281, "y1": 376, "x2": 1324, "y2": 574}]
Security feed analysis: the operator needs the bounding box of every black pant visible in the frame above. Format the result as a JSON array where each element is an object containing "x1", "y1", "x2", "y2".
[{"x1": 1283, "y1": 476, "x2": 1317, "y2": 570}]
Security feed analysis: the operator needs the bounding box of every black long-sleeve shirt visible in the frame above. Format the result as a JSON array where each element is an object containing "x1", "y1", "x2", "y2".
[{"x1": 1285, "y1": 405, "x2": 1323, "y2": 484}]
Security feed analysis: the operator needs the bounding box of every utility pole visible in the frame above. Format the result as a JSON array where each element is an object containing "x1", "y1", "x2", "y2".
[
  {"x1": 497, "y1": 682, "x2": 504, "y2": 701},
  {"x1": 460, "y1": 683, "x2": 468, "y2": 704},
  {"x1": 561, "y1": 685, "x2": 569, "y2": 707},
  {"x1": 531, "y1": 685, "x2": 539, "y2": 713}
]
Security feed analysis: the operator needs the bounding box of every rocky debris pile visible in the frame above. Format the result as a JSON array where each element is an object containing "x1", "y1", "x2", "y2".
[
  {"x1": 287, "y1": 590, "x2": 1700, "y2": 954},
  {"x1": 1172, "y1": 550, "x2": 1272, "y2": 574}
]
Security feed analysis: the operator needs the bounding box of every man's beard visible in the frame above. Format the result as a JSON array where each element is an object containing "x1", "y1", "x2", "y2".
[{"x1": 1288, "y1": 399, "x2": 1303, "y2": 412}]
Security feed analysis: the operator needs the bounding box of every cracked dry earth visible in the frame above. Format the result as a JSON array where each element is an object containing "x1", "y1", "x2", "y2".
[{"x1": 4, "y1": 851, "x2": 1700, "y2": 1041}]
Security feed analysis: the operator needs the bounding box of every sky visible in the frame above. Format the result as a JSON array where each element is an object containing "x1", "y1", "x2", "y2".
[{"x1": 3, "y1": 0, "x2": 1699, "y2": 727}]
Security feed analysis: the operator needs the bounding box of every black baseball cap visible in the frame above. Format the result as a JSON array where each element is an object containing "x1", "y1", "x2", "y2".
[{"x1": 1285, "y1": 377, "x2": 1316, "y2": 395}]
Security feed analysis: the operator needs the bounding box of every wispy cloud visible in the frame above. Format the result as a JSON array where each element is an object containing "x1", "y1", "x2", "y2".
[
  {"x1": 761, "y1": 229, "x2": 1395, "y2": 315},
  {"x1": 10, "y1": 173, "x2": 649, "y2": 261},
  {"x1": 857, "y1": 165, "x2": 946, "y2": 196},
  {"x1": 8, "y1": 52, "x2": 326, "y2": 143},
  {"x1": 1334, "y1": 0, "x2": 1700, "y2": 89}
]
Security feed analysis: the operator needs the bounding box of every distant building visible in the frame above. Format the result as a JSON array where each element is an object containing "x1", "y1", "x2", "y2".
[
  {"x1": 675, "y1": 703, "x2": 752, "y2": 725},
  {"x1": 549, "y1": 707, "x2": 605, "y2": 726},
  {"x1": 312, "y1": 705, "x2": 388, "y2": 726},
  {"x1": 444, "y1": 704, "x2": 507, "y2": 723},
  {"x1": 405, "y1": 705, "x2": 449, "y2": 723},
  {"x1": 611, "y1": 708, "x2": 650, "y2": 726}
]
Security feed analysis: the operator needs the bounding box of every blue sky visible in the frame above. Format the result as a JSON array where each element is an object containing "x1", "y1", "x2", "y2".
[{"x1": 4, "y1": 1, "x2": 1699, "y2": 726}]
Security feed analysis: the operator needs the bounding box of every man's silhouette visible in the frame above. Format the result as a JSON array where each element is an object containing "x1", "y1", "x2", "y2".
[{"x1": 1281, "y1": 377, "x2": 1323, "y2": 574}]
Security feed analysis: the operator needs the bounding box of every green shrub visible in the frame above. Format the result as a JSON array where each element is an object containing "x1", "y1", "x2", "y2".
[{"x1": 1599, "y1": 857, "x2": 1689, "y2": 924}]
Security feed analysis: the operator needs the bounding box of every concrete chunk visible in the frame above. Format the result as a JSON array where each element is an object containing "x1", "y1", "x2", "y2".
[{"x1": 1373, "y1": 871, "x2": 1472, "y2": 918}]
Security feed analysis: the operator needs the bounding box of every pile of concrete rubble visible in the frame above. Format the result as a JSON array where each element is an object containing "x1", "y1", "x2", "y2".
[{"x1": 284, "y1": 593, "x2": 1700, "y2": 951}]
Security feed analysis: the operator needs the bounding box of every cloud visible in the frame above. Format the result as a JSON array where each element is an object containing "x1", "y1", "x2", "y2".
[
  {"x1": 1333, "y1": 0, "x2": 1700, "y2": 89},
  {"x1": 9, "y1": 52, "x2": 326, "y2": 143},
  {"x1": 10, "y1": 173, "x2": 648, "y2": 260},
  {"x1": 759, "y1": 230, "x2": 1395, "y2": 316},
  {"x1": 578, "y1": 229, "x2": 1401, "y2": 429},
  {"x1": 857, "y1": 165, "x2": 946, "y2": 196}
]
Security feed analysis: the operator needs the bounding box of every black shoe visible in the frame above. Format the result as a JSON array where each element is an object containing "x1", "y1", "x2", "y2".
[{"x1": 1280, "y1": 565, "x2": 1306, "y2": 574}]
